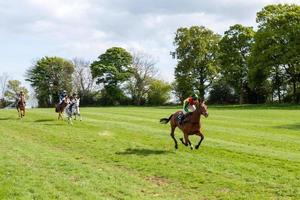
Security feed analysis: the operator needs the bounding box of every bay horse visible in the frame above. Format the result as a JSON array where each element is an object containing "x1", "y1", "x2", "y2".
[
  {"x1": 16, "y1": 96, "x2": 26, "y2": 119},
  {"x1": 160, "y1": 100, "x2": 209, "y2": 150},
  {"x1": 55, "y1": 97, "x2": 69, "y2": 120}
]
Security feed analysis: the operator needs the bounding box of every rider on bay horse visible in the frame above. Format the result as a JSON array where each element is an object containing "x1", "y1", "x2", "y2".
[
  {"x1": 179, "y1": 93, "x2": 199, "y2": 125},
  {"x1": 59, "y1": 90, "x2": 67, "y2": 105},
  {"x1": 17, "y1": 91, "x2": 26, "y2": 106}
]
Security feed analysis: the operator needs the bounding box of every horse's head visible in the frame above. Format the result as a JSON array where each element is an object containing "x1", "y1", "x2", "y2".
[{"x1": 196, "y1": 100, "x2": 209, "y2": 118}]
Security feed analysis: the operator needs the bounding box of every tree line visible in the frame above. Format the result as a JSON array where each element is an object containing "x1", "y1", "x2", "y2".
[
  {"x1": 173, "y1": 4, "x2": 300, "y2": 104},
  {"x1": 24, "y1": 49, "x2": 171, "y2": 107}
]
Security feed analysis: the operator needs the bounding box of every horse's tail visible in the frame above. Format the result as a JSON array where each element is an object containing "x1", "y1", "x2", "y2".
[{"x1": 160, "y1": 114, "x2": 173, "y2": 124}]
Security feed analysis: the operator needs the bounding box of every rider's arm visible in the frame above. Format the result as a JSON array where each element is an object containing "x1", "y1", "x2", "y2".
[{"x1": 183, "y1": 100, "x2": 190, "y2": 113}]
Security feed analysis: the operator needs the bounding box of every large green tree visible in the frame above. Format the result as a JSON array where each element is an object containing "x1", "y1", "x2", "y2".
[
  {"x1": 26, "y1": 57, "x2": 74, "y2": 107},
  {"x1": 219, "y1": 24, "x2": 255, "y2": 104},
  {"x1": 172, "y1": 26, "x2": 220, "y2": 101},
  {"x1": 90, "y1": 47, "x2": 133, "y2": 105},
  {"x1": 250, "y1": 4, "x2": 300, "y2": 103},
  {"x1": 4, "y1": 80, "x2": 29, "y2": 102}
]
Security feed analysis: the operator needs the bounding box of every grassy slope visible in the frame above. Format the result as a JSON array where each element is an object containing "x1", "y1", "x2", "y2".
[{"x1": 0, "y1": 106, "x2": 299, "y2": 200}]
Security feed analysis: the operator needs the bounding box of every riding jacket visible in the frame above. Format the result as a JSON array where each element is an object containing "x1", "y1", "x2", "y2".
[{"x1": 183, "y1": 97, "x2": 196, "y2": 114}]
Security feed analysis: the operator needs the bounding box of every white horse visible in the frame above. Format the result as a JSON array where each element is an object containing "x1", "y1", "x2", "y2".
[{"x1": 65, "y1": 98, "x2": 82, "y2": 124}]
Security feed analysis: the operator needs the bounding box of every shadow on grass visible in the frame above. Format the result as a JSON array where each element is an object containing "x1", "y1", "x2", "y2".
[
  {"x1": 43, "y1": 123, "x2": 65, "y2": 126},
  {"x1": 116, "y1": 148, "x2": 174, "y2": 156},
  {"x1": 34, "y1": 119, "x2": 56, "y2": 123},
  {"x1": 0, "y1": 117, "x2": 15, "y2": 121},
  {"x1": 274, "y1": 123, "x2": 300, "y2": 131}
]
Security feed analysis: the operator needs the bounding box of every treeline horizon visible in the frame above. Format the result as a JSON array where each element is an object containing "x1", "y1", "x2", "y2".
[
  {"x1": 173, "y1": 3, "x2": 300, "y2": 104},
  {"x1": 0, "y1": 3, "x2": 299, "y2": 108}
]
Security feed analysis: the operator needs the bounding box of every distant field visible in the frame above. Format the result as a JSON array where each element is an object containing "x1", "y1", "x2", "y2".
[{"x1": 0, "y1": 106, "x2": 300, "y2": 199}]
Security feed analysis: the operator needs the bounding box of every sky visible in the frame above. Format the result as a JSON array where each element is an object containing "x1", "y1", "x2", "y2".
[{"x1": 0, "y1": 0, "x2": 298, "y2": 89}]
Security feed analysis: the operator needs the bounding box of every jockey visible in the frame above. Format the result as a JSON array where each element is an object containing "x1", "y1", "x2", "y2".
[
  {"x1": 68, "y1": 93, "x2": 77, "y2": 111},
  {"x1": 72, "y1": 93, "x2": 78, "y2": 101},
  {"x1": 179, "y1": 94, "x2": 199, "y2": 125},
  {"x1": 17, "y1": 91, "x2": 26, "y2": 105},
  {"x1": 59, "y1": 90, "x2": 67, "y2": 104},
  {"x1": 70, "y1": 94, "x2": 77, "y2": 104}
]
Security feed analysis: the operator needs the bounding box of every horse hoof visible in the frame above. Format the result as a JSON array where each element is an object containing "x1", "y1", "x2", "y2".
[
  {"x1": 190, "y1": 145, "x2": 194, "y2": 150},
  {"x1": 195, "y1": 145, "x2": 200, "y2": 149},
  {"x1": 175, "y1": 145, "x2": 178, "y2": 149}
]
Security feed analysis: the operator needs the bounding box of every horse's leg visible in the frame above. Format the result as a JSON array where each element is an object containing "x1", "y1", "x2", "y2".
[
  {"x1": 170, "y1": 123, "x2": 178, "y2": 149},
  {"x1": 78, "y1": 108, "x2": 82, "y2": 121},
  {"x1": 180, "y1": 133, "x2": 193, "y2": 149},
  {"x1": 195, "y1": 131, "x2": 204, "y2": 149},
  {"x1": 23, "y1": 109, "x2": 25, "y2": 117},
  {"x1": 68, "y1": 116, "x2": 73, "y2": 125},
  {"x1": 58, "y1": 112, "x2": 62, "y2": 120},
  {"x1": 180, "y1": 133, "x2": 189, "y2": 147},
  {"x1": 188, "y1": 138, "x2": 194, "y2": 150}
]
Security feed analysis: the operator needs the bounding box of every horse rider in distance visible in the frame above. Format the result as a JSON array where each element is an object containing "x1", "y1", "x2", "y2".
[
  {"x1": 59, "y1": 90, "x2": 67, "y2": 105},
  {"x1": 16, "y1": 90, "x2": 26, "y2": 106}
]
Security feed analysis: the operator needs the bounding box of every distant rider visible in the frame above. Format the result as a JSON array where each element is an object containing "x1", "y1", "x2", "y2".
[
  {"x1": 16, "y1": 90, "x2": 26, "y2": 106},
  {"x1": 68, "y1": 93, "x2": 77, "y2": 111},
  {"x1": 59, "y1": 90, "x2": 67, "y2": 104}
]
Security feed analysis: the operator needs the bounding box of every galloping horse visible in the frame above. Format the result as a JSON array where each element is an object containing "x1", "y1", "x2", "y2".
[
  {"x1": 16, "y1": 96, "x2": 26, "y2": 119},
  {"x1": 55, "y1": 97, "x2": 69, "y2": 120},
  {"x1": 65, "y1": 98, "x2": 82, "y2": 124},
  {"x1": 160, "y1": 100, "x2": 209, "y2": 150}
]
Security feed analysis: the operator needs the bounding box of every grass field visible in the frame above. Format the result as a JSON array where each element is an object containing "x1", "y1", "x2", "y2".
[{"x1": 0, "y1": 105, "x2": 300, "y2": 199}]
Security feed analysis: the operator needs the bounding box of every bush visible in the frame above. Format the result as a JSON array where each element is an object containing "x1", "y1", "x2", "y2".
[{"x1": 147, "y1": 79, "x2": 171, "y2": 105}]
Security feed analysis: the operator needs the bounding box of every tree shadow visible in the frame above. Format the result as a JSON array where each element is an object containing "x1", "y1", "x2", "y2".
[
  {"x1": 274, "y1": 123, "x2": 300, "y2": 131},
  {"x1": 116, "y1": 148, "x2": 174, "y2": 156},
  {"x1": 34, "y1": 119, "x2": 56, "y2": 123}
]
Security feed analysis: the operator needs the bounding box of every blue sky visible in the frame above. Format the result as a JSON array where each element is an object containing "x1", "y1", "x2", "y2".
[{"x1": 0, "y1": 0, "x2": 298, "y2": 89}]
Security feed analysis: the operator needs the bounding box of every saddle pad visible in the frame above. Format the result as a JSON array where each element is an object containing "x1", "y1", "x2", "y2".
[{"x1": 176, "y1": 112, "x2": 184, "y2": 122}]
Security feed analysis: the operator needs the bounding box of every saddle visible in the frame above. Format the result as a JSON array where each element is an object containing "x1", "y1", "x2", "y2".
[
  {"x1": 176, "y1": 112, "x2": 192, "y2": 125},
  {"x1": 17, "y1": 100, "x2": 25, "y2": 107}
]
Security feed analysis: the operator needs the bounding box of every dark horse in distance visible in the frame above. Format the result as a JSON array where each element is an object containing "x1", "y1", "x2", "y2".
[
  {"x1": 160, "y1": 100, "x2": 209, "y2": 150},
  {"x1": 55, "y1": 97, "x2": 69, "y2": 120},
  {"x1": 16, "y1": 96, "x2": 26, "y2": 119}
]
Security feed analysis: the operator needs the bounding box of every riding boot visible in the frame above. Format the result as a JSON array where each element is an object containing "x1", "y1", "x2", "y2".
[
  {"x1": 179, "y1": 115, "x2": 185, "y2": 125},
  {"x1": 180, "y1": 113, "x2": 192, "y2": 125}
]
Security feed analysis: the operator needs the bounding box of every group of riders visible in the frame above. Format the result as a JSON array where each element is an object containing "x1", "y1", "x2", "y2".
[
  {"x1": 58, "y1": 90, "x2": 79, "y2": 109},
  {"x1": 16, "y1": 90, "x2": 79, "y2": 111}
]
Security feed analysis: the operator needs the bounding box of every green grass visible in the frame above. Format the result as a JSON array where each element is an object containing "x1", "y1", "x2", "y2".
[{"x1": 0, "y1": 106, "x2": 300, "y2": 199}]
